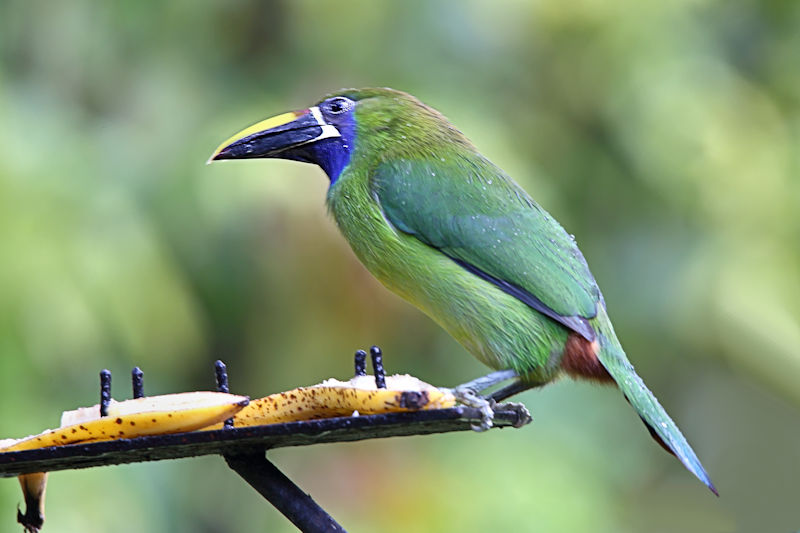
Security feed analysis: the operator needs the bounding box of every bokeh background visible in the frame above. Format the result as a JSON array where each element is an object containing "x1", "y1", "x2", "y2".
[{"x1": 1, "y1": 1, "x2": 799, "y2": 531}]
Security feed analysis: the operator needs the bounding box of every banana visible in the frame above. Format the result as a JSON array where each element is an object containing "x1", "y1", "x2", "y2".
[
  {"x1": 4, "y1": 376, "x2": 454, "y2": 531},
  {"x1": 6, "y1": 392, "x2": 248, "y2": 532},
  {"x1": 1, "y1": 392, "x2": 249, "y2": 453},
  {"x1": 3, "y1": 377, "x2": 452, "y2": 451},
  {"x1": 224, "y1": 374, "x2": 456, "y2": 427},
  {"x1": 17, "y1": 473, "x2": 47, "y2": 533}
]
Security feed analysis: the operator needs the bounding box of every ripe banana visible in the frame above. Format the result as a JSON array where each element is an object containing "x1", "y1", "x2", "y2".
[
  {"x1": 1, "y1": 392, "x2": 249, "y2": 453},
  {"x1": 226, "y1": 374, "x2": 457, "y2": 427},
  {"x1": 17, "y1": 472, "x2": 47, "y2": 533},
  {"x1": 4, "y1": 376, "x2": 455, "y2": 532},
  {"x1": 5, "y1": 392, "x2": 248, "y2": 532}
]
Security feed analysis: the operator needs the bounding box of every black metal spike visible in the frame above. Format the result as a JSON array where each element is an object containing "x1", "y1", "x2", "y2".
[
  {"x1": 215, "y1": 360, "x2": 229, "y2": 393},
  {"x1": 99, "y1": 369, "x2": 112, "y2": 417},
  {"x1": 354, "y1": 350, "x2": 367, "y2": 377},
  {"x1": 370, "y1": 346, "x2": 386, "y2": 389},
  {"x1": 131, "y1": 367, "x2": 144, "y2": 399},
  {"x1": 214, "y1": 360, "x2": 234, "y2": 428}
]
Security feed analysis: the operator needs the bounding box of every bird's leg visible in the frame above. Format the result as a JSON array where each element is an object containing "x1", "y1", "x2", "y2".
[
  {"x1": 452, "y1": 369, "x2": 520, "y2": 432},
  {"x1": 489, "y1": 380, "x2": 536, "y2": 402},
  {"x1": 456, "y1": 369, "x2": 519, "y2": 394}
]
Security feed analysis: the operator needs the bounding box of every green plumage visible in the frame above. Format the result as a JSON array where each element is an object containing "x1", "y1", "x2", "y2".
[
  {"x1": 374, "y1": 158, "x2": 599, "y2": 340},
  {"x1": 213, "y1": 87, "x2": 715, "y2": 493},
  {"x1": 328, "y1": 89, "x2": 713, "y2": 492}
]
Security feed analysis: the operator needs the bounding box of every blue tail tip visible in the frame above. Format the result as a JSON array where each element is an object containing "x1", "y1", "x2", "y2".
[{"x1": 692, "y1": 465, "x2": 718, "y2": 496}]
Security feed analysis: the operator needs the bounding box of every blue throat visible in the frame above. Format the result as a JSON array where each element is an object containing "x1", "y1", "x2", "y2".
[
  {"x1": 311, "y1": 134, "x2": 353, "y2": 184},
  {"x1": 284, "y1": 114, "x2": 356, "y2": 185}
]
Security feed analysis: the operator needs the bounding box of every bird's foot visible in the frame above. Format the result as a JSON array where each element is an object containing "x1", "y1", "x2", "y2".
[
  {"x1": 494, "y1": 401, "x2": 533, "y2": 428},
  {"x1": 452, "y1": 369, "x2": 534, "y2": 431},
  {"x1": 453, "y1": 386, "x2": 496, "y2": 432}
]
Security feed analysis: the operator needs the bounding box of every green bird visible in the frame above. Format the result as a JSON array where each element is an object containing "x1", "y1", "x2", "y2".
[{"x1": 210, "y1": 88, "x2": 716, "y2": 494}]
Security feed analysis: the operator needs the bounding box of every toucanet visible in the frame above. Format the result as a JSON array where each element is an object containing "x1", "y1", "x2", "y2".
[{"x1": 210, "y1": 88, "x2": 716, "y2": 494}]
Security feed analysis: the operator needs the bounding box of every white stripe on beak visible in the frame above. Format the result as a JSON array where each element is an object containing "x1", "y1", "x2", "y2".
[{"x1": 309, "y1": 106, "x2": 341, "y2": 141}]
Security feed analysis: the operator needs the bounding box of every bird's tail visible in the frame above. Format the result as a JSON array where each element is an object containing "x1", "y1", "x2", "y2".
[{"x1": 594, "y1": 310, "x2": 717, "y2": 495}]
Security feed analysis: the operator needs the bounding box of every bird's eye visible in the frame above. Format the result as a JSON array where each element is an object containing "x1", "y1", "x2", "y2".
[{"x1": 324, "y1": 97, "x2": 354, "y2": 115}]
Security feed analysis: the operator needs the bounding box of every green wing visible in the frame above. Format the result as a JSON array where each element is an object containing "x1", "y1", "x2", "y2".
[{"x1": 373, "y1": 157, "x2": 601, "y2": 340}]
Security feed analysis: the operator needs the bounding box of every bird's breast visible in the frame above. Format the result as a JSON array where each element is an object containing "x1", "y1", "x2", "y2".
[{"x1": 326, "y1": 175, "x2": 568, "y2": 380}]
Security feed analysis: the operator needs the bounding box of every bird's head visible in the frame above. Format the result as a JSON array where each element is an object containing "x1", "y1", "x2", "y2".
[{"x1": 209, "y1": 88, "x2": 470, "y2": 183}]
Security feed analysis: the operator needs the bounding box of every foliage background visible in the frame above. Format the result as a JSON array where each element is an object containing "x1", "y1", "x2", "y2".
[{"x1": 1, "y1": 1, "x2": 798, "y2": 531}]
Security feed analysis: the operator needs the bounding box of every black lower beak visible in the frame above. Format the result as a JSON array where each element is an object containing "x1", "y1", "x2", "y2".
[{"x1": 212, "y1": 111, "x2": 331, "y2": 161}]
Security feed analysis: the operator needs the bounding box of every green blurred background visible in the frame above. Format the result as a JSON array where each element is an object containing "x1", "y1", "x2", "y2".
[{"x1": 1, "y1": 0, "x2": 798, "y2": 531}]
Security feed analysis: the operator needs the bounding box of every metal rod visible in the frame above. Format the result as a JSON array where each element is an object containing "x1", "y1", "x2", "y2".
[
  {"x1": 214, "y1": 360, "x2": 230, "y2": 393},
  {"x1": 131, "y1": 367, "x2": 144, "y2": 399},
  {"x1": 354, "y1": 350, "x2": 367, "y2": 377},
  {"x1": 225, "y1": 453, "x2": 347, "y2": 533},
  {"x1": 214, "y1": 360, "x2": 235, "y2": 428},
  {"x1": 369, "y1": 346, "x2": 386, "y2": 389},
  {"x1": 99, "y1": 369, "x2": 111, "y2": 417}
]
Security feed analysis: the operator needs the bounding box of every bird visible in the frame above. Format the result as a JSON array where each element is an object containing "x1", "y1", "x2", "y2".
[{"x1": 209, "y1": 87, "x2": 716, "y2": 494}]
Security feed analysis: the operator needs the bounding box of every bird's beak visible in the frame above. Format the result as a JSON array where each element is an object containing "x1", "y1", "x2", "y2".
[{"x1": 208, "y1": 106, "x2": 340, "y2": 163}]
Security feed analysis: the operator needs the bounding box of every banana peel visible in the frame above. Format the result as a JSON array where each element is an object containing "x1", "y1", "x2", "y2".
[
  {"x1": 3, "y1": 392, "x2": 249, "y2": 533},
  {"x1": 1, "y1": 392, "x2": 249, "y2": 453},
  {"x1": 224, "y1": 374, "x2": 456, "y2": 427},
  {"x1": 2, "y1": 374, "x2": 455, "y2": 532},
  {"x1": 16, "y1": 473, "x2": 46, "y2": 533}
]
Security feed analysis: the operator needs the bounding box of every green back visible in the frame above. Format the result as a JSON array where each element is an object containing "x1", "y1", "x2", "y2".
[{"x1": 373, "y1": 156, "x2": 601, "y2": 340}]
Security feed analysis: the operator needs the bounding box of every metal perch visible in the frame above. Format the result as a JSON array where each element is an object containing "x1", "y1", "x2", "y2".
[{"x1": 0, "y1": 349, "x2": 531, "y2": 532}]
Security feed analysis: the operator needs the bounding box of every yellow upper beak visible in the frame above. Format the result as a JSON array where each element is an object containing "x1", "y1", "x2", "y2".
[{"x1": 207, "y1": 110, "x2": 306, "y2": 164}]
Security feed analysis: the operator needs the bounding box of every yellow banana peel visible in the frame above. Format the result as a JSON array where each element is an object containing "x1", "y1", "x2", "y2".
[
  {"x1": 6, "y1": 392, "x2": 248, "y2": 533},
  {"x1": 3, "y1": 374, "x2": 455, "y2": 531},
  {"x1": 1, "y1": 392, "x2": 249, "y2": 453},
  {"x1": 226, "y1": 374, "x2": 456, "y2": 427}
]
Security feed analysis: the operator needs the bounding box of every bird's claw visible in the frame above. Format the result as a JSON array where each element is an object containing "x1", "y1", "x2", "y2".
[
  {"x1": 453, "y1": 386, "x2": 496, "y2": 431},
  {"x1": 497, "y1": 401, "x2": 532, "y2": 428}
]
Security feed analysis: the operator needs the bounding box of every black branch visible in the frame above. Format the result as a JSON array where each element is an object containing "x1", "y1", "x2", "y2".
[
  {"x1": 226, "y1": 453, "x2": 347, "y2": 532},
  {"x1": 0, "y1": 355, "x2": 532, "y2": 532},
  {"x1": 0, "y1": 404, "x2": 529, "y2": 478}
]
